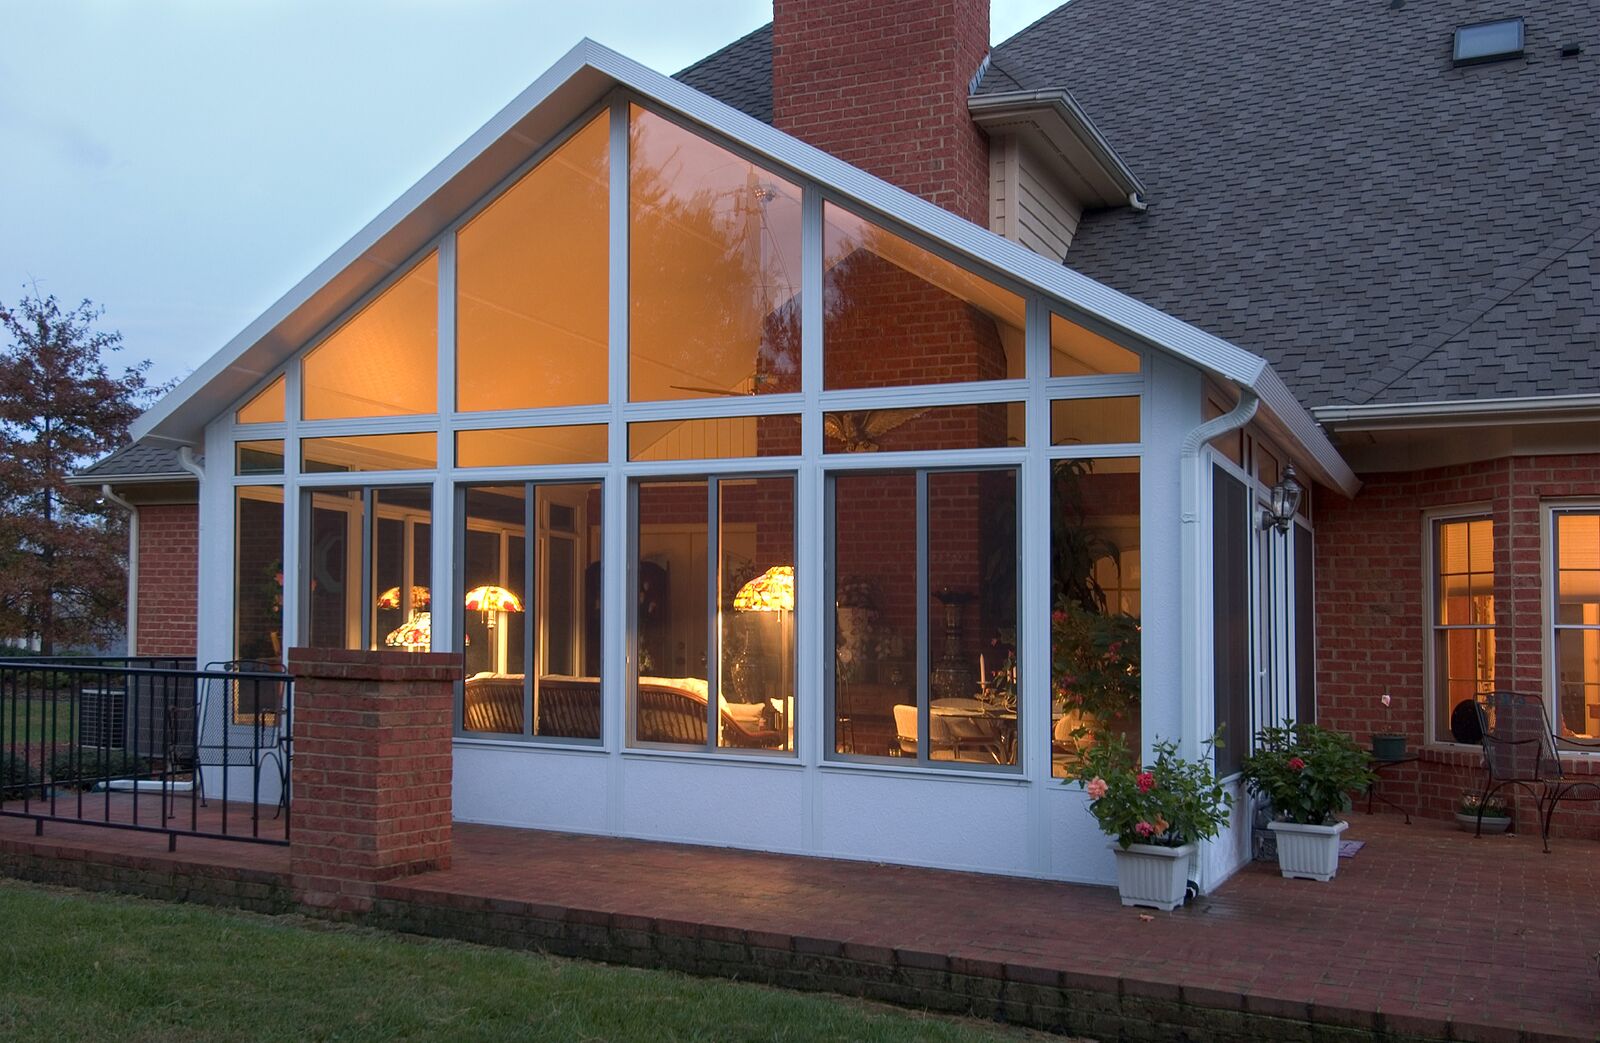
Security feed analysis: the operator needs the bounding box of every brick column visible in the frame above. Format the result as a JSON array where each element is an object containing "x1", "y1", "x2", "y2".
[{"x1": 287, "y1": 648, "x2": 460, "y2": 915}]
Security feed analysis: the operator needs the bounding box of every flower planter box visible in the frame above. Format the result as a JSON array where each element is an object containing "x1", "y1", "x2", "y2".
[
  {"x1": 1455, "y1": 811, "x2": 1512, "y2": 834},
  {"x1": 1110, "y1": 841, "x2": 1195, "y2": 911},
  {"x1": 1267, "y1": 819, "x2": 1347, "y2": 881}
]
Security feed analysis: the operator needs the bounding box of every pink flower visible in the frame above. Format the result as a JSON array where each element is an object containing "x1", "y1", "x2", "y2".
[
  {"x1": 1136, "y1": 772, "x2": 1156, "y2": 793},
  {"x1": 1134, "y1": 821, "x2": 1156, "y2": 838},
  {"x1": 1085, "y1": 777, "x2": 1108, "y2": 800},
  {"x1": 1288, "y1": 757, "x2": 1306, "y2": 772}
]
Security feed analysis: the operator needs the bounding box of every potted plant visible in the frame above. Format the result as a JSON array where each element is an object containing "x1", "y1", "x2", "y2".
[
  {"x1": 1456, "y1": 792, "x2": 1512, "y2": 834},
  {"x1": 1243, "y1": 723, "x2": 1376, "y2": 881},
  {"x1": 1075, "y1": 732, "x2": 1232, "y2": 911},
  {"x1": 1370, "y1": 691, "x2": 1408, "y2": 761}
]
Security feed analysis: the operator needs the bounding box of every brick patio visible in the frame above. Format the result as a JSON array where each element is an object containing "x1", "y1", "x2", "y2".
[{"x1": 0, "y1": 801, "x2": 1594, "y2": 1041}]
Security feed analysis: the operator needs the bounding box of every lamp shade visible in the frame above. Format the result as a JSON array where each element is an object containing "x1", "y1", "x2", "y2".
[
  {"x1": 463, "y1": 585, "x2": 524, "y2": 613},
  {"x1": 384, "y1": 611, "x2": 432, "y2": 649},
  {"x1": 377, "y1": 585, "x2": 431, "y2": 610},
  {"x1": 733, "y1": 565, "x2": 795, "y2": 612}
]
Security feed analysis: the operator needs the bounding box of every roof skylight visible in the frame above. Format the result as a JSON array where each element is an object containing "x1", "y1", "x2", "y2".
[{"x1": 1453, "y1": 18, "x2": 1525, "y2": 66}]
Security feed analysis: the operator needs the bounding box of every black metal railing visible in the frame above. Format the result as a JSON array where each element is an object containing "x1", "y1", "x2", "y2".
[{"x1": 0, "y1": 657, "x2": 291, "y2": 849}]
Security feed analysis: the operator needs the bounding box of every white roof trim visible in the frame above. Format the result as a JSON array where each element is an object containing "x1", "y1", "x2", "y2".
[
  {"x1": 967, "y1": 89, "x2": 1146, "y2": 208},
  {"x1": 131, "y1": 38, "x2": 1356, "y2": 497},
  {"x1": 1315, "y1": 393, "x2": 1600, "y2": 431}
]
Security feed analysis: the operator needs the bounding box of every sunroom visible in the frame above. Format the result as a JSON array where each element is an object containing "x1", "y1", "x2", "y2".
[{"x1": 138, "y1": 42, "x2": 1355, "y2": 886}]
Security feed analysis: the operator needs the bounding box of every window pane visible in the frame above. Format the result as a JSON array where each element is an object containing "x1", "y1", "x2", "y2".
[
  {"x1": 302, "y1": 252, "x2": 438, "y2": 419},
  {"x1": 1054, "y1": 458, "x2": 1142, "y2": 778},
  {"x1": 236, "y1": 440, "x2": 285, "y2": 476},
  {"x1": 1433, "y1": 516, "x2": 1494, "y2": 742},
  {"x1": 303, "y1": 433, "x2": 437, "y2": 473},
  {"x1": 1050, "y1": 312, "x2": 1140, "y2": 377},
  {"x1": 629, "y1": 106, "x2": 802, "y2": 401},
  {"x1": 635, "y1": 479, "x2": 710, "y2": 744},
  {"x1": 457, "y1": 113, "x2": 608, "y2": 411},
  {"x1": 234, "y1": 488, "x2": 284, "y2": 665},
  {"x1": 833, "y1": 472, "x2": 917, "y2": 758},
  {"x1": 824, "y1": 203, "x2": 1024, "y2": 388},
  {"x1": 719, "y1": 477, "x2": 796, "y2": 751},
  {"x1": 461, "y1": 486, "x2": 518, "y2": 733},
  {"x1": 1051, "y1": 397, "x2": 1140, "y2": 446},
  {"x1": 236, "y1": 374, "x2": 286, "y2": 425},
  {"x1": 629, "y1": 415, "x2": 801, "y2": 461},
  {"x1": 823, "y1": 403, "x2": 1023, "y2": 454},
  {"x1": 456, "y1": 425, "x2": 607, "y2": 468},
  {"x1": 928, "y1": 469, "x2": 1018, "y2": 766},
  {"x1": 373, "y1": 488, "x2": 433, "y2": 653},
  {"x1": 1556, "y1": 512, "x2": 1600, "y2": 623},
  {"x1": 305, "y1": 486, "x2": 431, "y2": 652},
  {"x1": 1555, "y1": 628, "x2": 1600, "y2": 740}
]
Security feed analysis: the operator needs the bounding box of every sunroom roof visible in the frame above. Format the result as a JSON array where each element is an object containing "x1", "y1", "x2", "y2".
[{"x1": 130, "y1": 39, "x2": 1356, "y2": 496}]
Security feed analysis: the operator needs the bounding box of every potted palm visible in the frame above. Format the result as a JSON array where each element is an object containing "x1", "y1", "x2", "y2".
[
  {"x1": 1075, "y1": 733, "x2": 1232, "y2": 911},
  {"x1": 1243, "y1": 723, "x2": 1376, "y2": 881}
]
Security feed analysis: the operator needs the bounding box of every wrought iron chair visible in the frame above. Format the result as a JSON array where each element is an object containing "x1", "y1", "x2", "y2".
[
  {"x1": 195, "y1": 660, "x2": 289, "y2": 820},
  {"x1": 1473, "y1": 691, "x2": 1600, "y2": 852}
]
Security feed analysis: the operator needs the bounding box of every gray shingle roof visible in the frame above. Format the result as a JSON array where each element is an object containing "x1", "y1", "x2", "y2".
[
  {"x1": 676, "y1": 1, "x2": 1600, "y2": 408},
  {"x1": 75, "y1": 440, "x2": 188, "y2": 482}
]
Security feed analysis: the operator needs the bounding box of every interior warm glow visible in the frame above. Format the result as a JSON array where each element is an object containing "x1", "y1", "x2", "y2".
[
  {"x1": 302, "y1": 432, "x2": 437, "y2": 473},
  {"x1": 1050, "y1": 397, "x2": 1141, "y2": 445},
  {"x1": 629, "y1": 105, "x2": 803, "y2": 401},
  {"x1": 823, "y1": 203, "x2": 1025, "y2": 389},
  {"x1": 457, "y1": 112, "x2": 609, "y2": 412},
  {"x1": 302, "y1": 253, "x2": 438, "y2": 419},
  {"x1": 464, "y1": 585, "x2": 525, "y2": 613},
  {"x1": 1050, "y1": 312, "x2": 1141, "y2": 377},
  {"x1": 236, "y1": 374, "x2": 286, "y2": 424},
  {"x1": 733, "y1": 565, "x2": 795, "y2": 612},
  {"x1": 1555, "y1": 512, "x2": 1600, "y2": 739},
  {"x1": 456, "y1": 425, "x2": 608, "y2": 468},
  {"x1": 629, "y1": 415, "x2": 800, "y2": 461}
]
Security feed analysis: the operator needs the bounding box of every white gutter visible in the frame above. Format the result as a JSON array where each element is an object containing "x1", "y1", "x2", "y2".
[
  {"x1": 101, "y1": 485, "x2": 139, "y2": 655},
  {"x1": 177, "y1": 446, "x2": 205, "y2": 481},
  {"x1": 1314, "y1": 393, "x2": 1600, "y2": 430}
]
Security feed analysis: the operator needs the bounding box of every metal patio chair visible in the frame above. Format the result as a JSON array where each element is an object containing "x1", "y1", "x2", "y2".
[
  {"x1": 195, "y1": 660, "x2": 289, "y2": 820},
  {"x1": 1473, "y1": 691, "x2": 1600, "y2": 852}
]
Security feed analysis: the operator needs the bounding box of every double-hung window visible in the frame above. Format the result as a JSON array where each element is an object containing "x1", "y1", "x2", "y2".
[
  {"x1": 1430, "y1": 515, "x2": 1495, "y2": 743},
  {"x1": 1552, "y1": 509, "x2": 1600, "y2": 742}
]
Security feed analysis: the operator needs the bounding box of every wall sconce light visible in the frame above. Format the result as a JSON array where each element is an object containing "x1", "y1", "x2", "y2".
[{"x1": 1261, "y1": 465, "x2": 1303, "y2": 534}]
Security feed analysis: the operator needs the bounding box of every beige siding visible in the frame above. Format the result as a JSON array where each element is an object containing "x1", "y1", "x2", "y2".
[{"x1": 989, "y1": 136, "x2": 1083, "y2": 262}]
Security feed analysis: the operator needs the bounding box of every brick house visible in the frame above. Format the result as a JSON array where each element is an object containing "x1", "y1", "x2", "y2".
[{"x1": 80, "y1": 0, "x2": 1600, "y2": 882}]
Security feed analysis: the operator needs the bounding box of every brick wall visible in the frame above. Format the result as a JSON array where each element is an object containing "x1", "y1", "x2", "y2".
[
  {"x1": 1315, "y1": 452, "x2": 1600, "y2": 837},
  {"x1": 772, "y1": 0, "x2": 992, "y2": 225},
  {"x1": 135, "y1": 503, "x2": 198, "y2": 656},
  {"x1": 287, "y1": 648, "x2": 460, "y2": 915}
]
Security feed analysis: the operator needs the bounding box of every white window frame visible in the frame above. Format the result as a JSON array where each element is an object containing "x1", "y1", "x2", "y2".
[
  {"x1": 1422, "y1": 504, "x2": 1496, "y2": 747},
  {"x1": 1543, "y1": 501, "x2": 1600, "y2": 750}
]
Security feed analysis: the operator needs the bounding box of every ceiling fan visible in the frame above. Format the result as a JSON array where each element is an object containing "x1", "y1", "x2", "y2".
[{"x1": 822, "y1": 409, "x2": 927, "y2": 452}]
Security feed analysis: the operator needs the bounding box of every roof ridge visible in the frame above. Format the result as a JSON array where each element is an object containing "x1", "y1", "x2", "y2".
[{"x1": 1354, "y1": 212, "x2": 1600, "y2": 404}]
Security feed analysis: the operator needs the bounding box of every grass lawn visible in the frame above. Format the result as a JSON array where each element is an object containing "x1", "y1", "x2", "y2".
[
  {"x1": 0, "y1": 881, "x2": 1057, "y2": 1042},
  {"x1": 2, "y1": 696, "x2": 77, "y2": 747}
]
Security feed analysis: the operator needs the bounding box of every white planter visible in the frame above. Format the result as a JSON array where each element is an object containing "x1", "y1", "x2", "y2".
[
  {"x1": 1109, "y1": 841, "x2": 1195, "y2": 911},
  {"x1": 1455, "y1": 811, "x2": 1512, "y2": 834},
  {"x1": 1267, "y1": 819, "x2": 1348, "y2": 881}
]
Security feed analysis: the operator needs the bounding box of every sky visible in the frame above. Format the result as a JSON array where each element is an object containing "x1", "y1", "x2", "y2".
[{"x1": 1, "y1": 0, "x2": 1065, "y2": 387}]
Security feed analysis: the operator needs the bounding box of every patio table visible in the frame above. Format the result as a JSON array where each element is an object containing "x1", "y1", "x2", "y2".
[{"x1": 1364, "y1": 754, "x2": 1419, "y2": 824}]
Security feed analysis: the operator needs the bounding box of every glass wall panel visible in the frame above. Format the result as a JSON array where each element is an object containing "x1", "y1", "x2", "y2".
[
  {"x1": 459, "y1": 482, "x2": 603, "y2": 739},
  {"x1": 635, "y1": 479, "x2": 710, "y2": 743},
  {"x1": 236, "y1": 440, "x2": 285, "y2": 476},
  {"x1": 457, "y1": 112, "x2": 609, "y2": 412},
  {"x1": 1432, "y1": 516, "x2": 1495, "y2": 743},
  {"x1": 456, "y1": 425, "x2": 607, "y2": 468},
  {"x1": 234, "y1": 487, "x2": 284, "y2": 666},
  {"x1": 1052, "y1": 458, "x2": 1141, "y2": 778},
  {"x1": 718, "y1": 477, "x2": 796, "y2": 750},
  {"x1": 236, "y1": 374, "x2": 286, "y2": 425},
  {"x1": 822, "y1": 403, "x2": 1023, "y2": 454},
  {"x1": 303, "y1": 432, "x2": 436, "y2": 473},
  {"x1": 303, "y1": 486, "x2": 431, "y2": 652},
  {"x1": 629, "y1": 106, "x2": 803, "y2": 402},
  {"x1": 1050, "y1": 397, "x2": 1140, "y2": 446},
  {"x1": 302, "y1": 252, "x2": 438, "y2": 419},
  {"x1": 1050, "y1": 312, "x2": 1141, "y2": 377},
  {"x1": 832, "y1": 472, "x2": 916, "y2": 758},
  {"x1": 629, "y1": 415, "x2": 801, "y2": 461},
  {"x1": 1554, "y1": 511, "x2": 1600, "y2": 740},
  {"x1": 1211, "y1": 466, "x2": 1249, "y2": 778},
  {"x1": 823, "y1": 203, "x2": 1024, "y2": 389}
]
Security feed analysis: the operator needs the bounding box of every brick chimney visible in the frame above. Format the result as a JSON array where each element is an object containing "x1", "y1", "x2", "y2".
[{"x1": 771, "y1": 0, "x2": 991, "y2": 226}]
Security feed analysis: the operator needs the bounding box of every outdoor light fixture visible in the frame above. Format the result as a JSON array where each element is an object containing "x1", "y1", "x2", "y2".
[{"x1": 1261, "y1": 465, "x2": 1304, "y2": 534}]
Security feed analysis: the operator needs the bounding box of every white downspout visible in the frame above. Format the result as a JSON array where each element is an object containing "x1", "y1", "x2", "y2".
[
  {"x1": 101, "y1": 484, "x2": 139, "y2": 655},
  {"x1": 177, "y1": 446, "x2": 204, "y2": 481}
]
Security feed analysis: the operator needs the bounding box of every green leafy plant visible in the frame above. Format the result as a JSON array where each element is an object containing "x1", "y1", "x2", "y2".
[
  {"x1": 1242, "y1": 723, "x2": 1376, "y2": 826},
  {"x1": 1073, "y1": 731, "x2": 1232, "y2": 849},
  {"x1": 47, "y1": 747, "x2": 151, "y2": 790},
  {"x1": 1, "y1": 751, "x2": 41, "y2": 800}
]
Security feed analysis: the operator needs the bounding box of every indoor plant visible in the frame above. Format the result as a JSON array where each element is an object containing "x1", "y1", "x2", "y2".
[
  {"x1": 1456, "y1": 792, "x2": 1512, "y2": 834},
  {"x1": 1243, "y1": 723, "x2": 1376, "y2": 881},
  {"x1": 1075, "y1": 732, "x2": 1232, "y2": 911}
]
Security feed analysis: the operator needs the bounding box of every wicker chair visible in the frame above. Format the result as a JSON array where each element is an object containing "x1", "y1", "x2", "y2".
[
  {"x1": 462, "y1": 676, "x2": 524, "y2": 734},
  {"x1": 1474, "y1": 691, "x2": 1600, "y2": 852},
  {"x1": 534, "y1": 681, "x2": 602, "y2": 739}
]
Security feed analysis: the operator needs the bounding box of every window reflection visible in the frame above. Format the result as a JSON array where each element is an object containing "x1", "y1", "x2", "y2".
[
  {"x1": 235, "y1": 487, "x2": 284, "y2": 665},
  {"x1": 304, "y1": 487, "x2": 433, "y2": 653},
  {"x1": 823, "y1": 203, "x2": 1025, "y2": 390},
  {"x1": 1049, "y1": 312, "x2": 1140, "y2": 377},
  {"x1": 1554, "y1": 511, "x2": 1600, "y2": 740},
  {"x1": 629, "y1": 105, "x2": 803, "y2": 402},
  {"x1": 1432, "y1": 517, "x2": 1494, "y2": 743}
]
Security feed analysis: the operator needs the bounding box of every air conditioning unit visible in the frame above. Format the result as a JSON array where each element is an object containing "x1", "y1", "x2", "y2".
[
  {"x1": 78, "y1": 686, "x2": 127, "y2": 750},
  {"x1": 76, "y1": 678, "x2": 197, "y2": 762}
]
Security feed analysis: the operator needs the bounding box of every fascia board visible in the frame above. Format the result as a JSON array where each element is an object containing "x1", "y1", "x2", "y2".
[
  {"x1": 967, "y1": 89, "x2": 1147, "y2": 205},
  {"x1": 1315, "y1": 393, "x2": 1600, "y2": 431},
  {"x1": 132, "y1": 39, "x2": 1352, "y2": 496}
]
